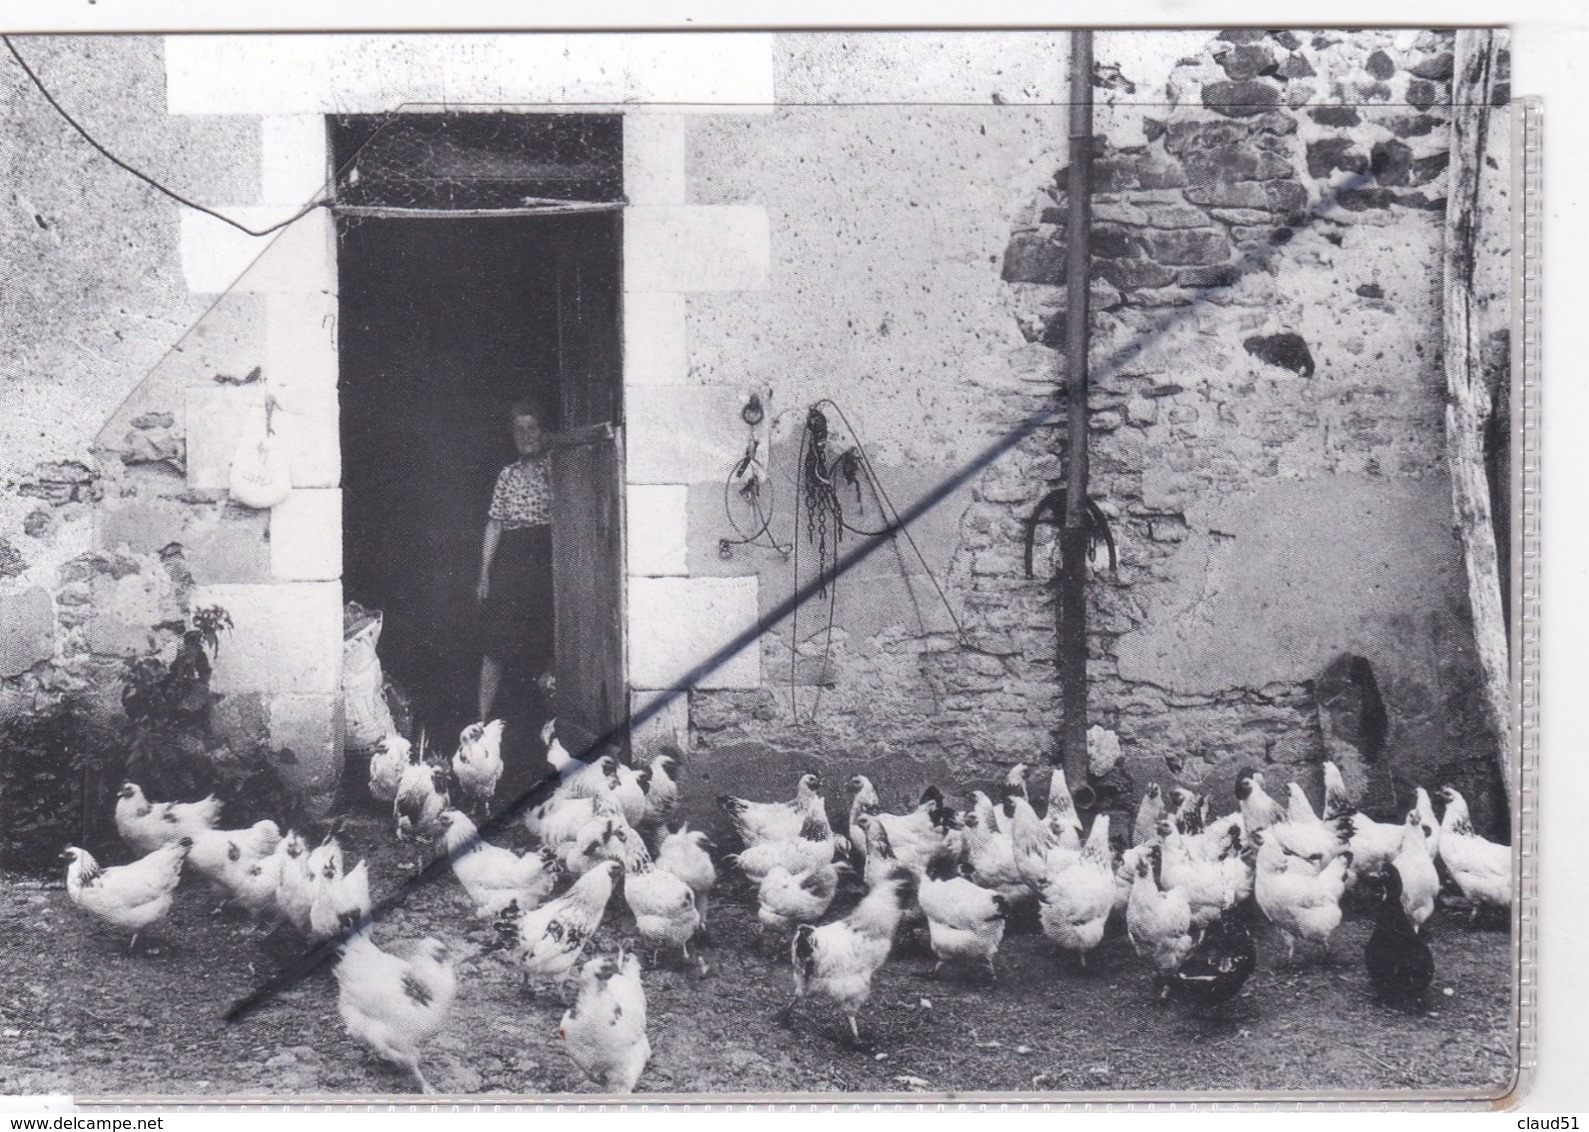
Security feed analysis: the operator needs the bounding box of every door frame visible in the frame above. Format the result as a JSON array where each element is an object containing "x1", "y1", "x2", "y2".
[{"x1": 326, "y1": 110, "x2": 630, "y2": 752}]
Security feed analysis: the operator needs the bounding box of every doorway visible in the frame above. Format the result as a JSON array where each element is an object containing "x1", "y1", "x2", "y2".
[{"x1": 334, "y1": 118, "x2": 628, "y2": 782}]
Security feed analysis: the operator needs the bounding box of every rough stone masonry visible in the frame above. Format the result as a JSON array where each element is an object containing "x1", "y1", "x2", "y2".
[
  {"x1": 689, "y1": 29, "x2": 1506, "y2": 836},
  {"x1": 0, "y1": 30, "x2": 1509, "y2": 837}
]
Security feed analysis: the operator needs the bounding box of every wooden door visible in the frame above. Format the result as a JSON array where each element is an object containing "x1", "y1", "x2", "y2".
[{"x1": 548, "y1": 212, "x2": 626, "y2": 753}]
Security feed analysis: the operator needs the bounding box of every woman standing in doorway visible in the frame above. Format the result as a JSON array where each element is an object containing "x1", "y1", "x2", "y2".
[{"x1": 476, "y1": 399, "x2": 557, "y2": 724}]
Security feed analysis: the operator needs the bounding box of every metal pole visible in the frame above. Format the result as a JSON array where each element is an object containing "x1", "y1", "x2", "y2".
[{"x1": 1057, "y1": 30, "x2": 1094, "y2": 786}]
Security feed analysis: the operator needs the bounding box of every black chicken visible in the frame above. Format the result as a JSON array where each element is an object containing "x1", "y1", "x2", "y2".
[
  {"x1": 1165, "y1": 899, "x2": 1257, "y2": 1009},
  {"x1": 1363, "y1": 865, "x2": 1435, "y2": 1010}
]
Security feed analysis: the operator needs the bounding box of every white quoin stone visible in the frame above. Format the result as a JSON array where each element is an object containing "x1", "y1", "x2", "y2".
[
  {"x1": 267, "y1": 693, "x2": 343, "y2": 800},
  {"x1": 625, "y1": 485, "x2": 689, "y2": 576},
  {"x1": 280, "y1": 386, "x2": 342, "y2": 490},
  {"x1": 624, "y1": 206, "x2": 771, "y2": 294},
  {"x1": 628, "y1": 576, "x2": 761, "y2": 690},
  {"x1": 261, "y1": 114, "x2": 332, "y2": 208},
  {"x1": 622, "y1": 292, "x2": 689, "y2": 386},
  {"x1": 625, "y1": 385, "x2": 752, "y2": 485},
  {"x1": 193, "y1": 581, "x2": 343, "y2": 695},
  {"x1": 623, "y1": 115, "x2": 688, "y2": 206},
  {"x1": 185, "y1": 386, "x2": 266, "y2": 492},
  {"x1": 271, "y1": 489, "x2": 343, "y2": 582},
  {"x1": 180, "y1": 207, "x2": 335, "y2": 297},
  {"x1": 164, "y1": 33, "x2": 774, "y2": 116},
  {"x1": 264, "y1": 291, "x2": 339, "y2": 399}
]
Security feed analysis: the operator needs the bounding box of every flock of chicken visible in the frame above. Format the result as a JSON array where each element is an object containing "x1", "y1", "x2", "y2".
[{"x1": 56, "y1": 721, "x2": 1513, "y2": 1097}]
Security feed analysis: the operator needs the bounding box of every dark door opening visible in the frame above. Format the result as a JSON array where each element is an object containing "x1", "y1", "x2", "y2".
[{"x1": 337, "y1": 208, "x2": 626, "y2": 783}]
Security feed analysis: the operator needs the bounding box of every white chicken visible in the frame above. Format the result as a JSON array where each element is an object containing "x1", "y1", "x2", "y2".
[
  {"x1": 272, "y1": 831, "x2": 318, "y2": 937},
  {"x1": 1393, "y1": 809, "x2": 1440, "y2": 931},
  {"x1": 1234, "y1": 769, "x2": 1286, "y2": 834},
  {"x1": 1321, "y1": 757, "x2": 1358, "y2": 818},
  {"x1": 1264, "y1": 781, "x2": 1355, "y2": 866},
  {"x1": 1252, "y1": 828, "x2": 1352, "y2": 964},
  {"x1": 1166, "y1": 787, "x2": 1208, "y2": 837},
  {"x1": 187, "y1": 819, "x2": 282, "y2": 906},
  {"x1": 544, "y1": 723, "x2": 618, "y2": 800},
  {"x1": 757, "y1": 861, "x2": 845, "y2": 940},
  {"x1": 334, "y1": 927, "x2": 457, "y2": 1094},
  {"x1": 611, "y1": 763, "x2": 649, "y2": 829},
  {"x1": 1415, "y1": 786, "x2": 1443, "y2": 861},
  {"x1": 114, "y1": 783, "x2": 222, "y2": 855},
  {"x1": 1037, "y1": 814, "x2": 1115, "y2": 967},
  {"x1": 1199, "y1": 809, "x2": 1248, "y2": 859},
  {"x1": 1126, "y1": 845, "x2": 1195, "y2": 978},
  {"x1": 918, "y1": 848, "x2": 1009, "y2": 982},
  {"x1": 619, "y1": 829, "x2": 704, "y2": 968},
  {"x1": 1002, "y1": 762, "x2": 1032, "y2": 805},
  {"x1": 367, "y1": 732, "x2": 411, "y2": 806},
  {"x1": 558, "y1": 946, "x2": 650, "y2": 1094},
  {"x1": 1133, "y1": 783, "x2": 1166, "y2": 848},
  {"x1": 1321, "y1": 761, "x2": 1403, "y2": 884},
  {"x1": 719, "y1": 771, "x2": 828, "y2": 848},
  {"x1": 732, "y1": 811, "x2": 846, "y2": 885},
  {"x1": 638, "y1": 749, "x2": 682, "y2": 834},
  {"x1": 1002, "y1": 794, "x2": 1072, "y2": 893},
  {"x1": 959, "y1": 792, "x2": 1029, "y2": 906},
  {"x1": 1158, "y1": 819, "x2": 1239, "y2": 929},
  {"x1": 849, "y1": 784, "x2": 956, "y2": 872},
  {"x1": 1112, "y1": 842, "x2": 1154, "y2": 918},
  {"x1": 654, "y1": 825, "x2": 717, "y2": 935},
  {"x1": 439, "y1": 809, "x2": 559, "y2": 917},
  {"x1": 62, "y1": 839, "x2": 190, "y2": 952},
  {"x1": 561, "y1": 814, "x2": 633, "y2": 879},
  {"x1": 505, "y1": 858, "x2": 622, "y2": 991},
  {"x1": 394, "y1": 747, "x2": 450, "y2": 842},
  {"x1": 1436, "y1": 785, "x2": 1512, "y2": 917},
  {"x1": 451, "y1": 719, "x2": 505, "y2": 815},
  {"x1": 307, "y1": 843, "x2": 371, "y2": 944},
  {"x1": 846, "y1": 773, "x2": 881, "y2": 850},
  {"x1": 855, "y1": 812, "x2": 900, "y2": 890},
  {"x1": 229, "y1": 848, "x2": 286, "y2": 927},
  {"x1": 778, "y1": 866, "x2": 918, "y2": 1050},
  {"x1": 524, "y1": 791, "x2": 621, "y2": 849},
  {"x1": 1042, "y1": 767, "x2": 1083, "y2": 848}
]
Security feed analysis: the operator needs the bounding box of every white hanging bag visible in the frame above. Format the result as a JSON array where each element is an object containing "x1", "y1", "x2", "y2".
[
  {"x1": 228, "y1": 395, "x2": 292, "y2": 509},
  {"x1": 343, "y1": 607, "x2": 397, "y2": 750}
]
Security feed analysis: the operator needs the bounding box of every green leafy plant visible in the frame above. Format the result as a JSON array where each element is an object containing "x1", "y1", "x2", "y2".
[
  {"x1": 191, "y1": 604, "x2": 234, "y2": 657},
  {"x1": 0, "y1": 701, "x2": 118, "y2": 876},
  {"x1": 118, "y1": 604, "x2": 306, "y2": 829},
  {"x1": 120, "y1": 621, "x2": 225, "y2": 799}
]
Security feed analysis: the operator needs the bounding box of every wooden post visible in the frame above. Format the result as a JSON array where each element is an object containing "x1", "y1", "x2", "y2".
[
  {"x1": 1442, "y1": 30, "x2": 1511, "y2": 799},
  {"x1": 1057, "y1": 31, "x2": 1094, "y2": 785}
]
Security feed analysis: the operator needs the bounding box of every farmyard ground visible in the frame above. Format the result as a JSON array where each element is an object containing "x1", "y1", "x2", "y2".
[{"x1": 0, "y1": 814, "x2": 1514, "y2": 1100}]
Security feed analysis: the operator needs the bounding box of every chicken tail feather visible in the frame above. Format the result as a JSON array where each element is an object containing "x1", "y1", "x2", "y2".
[{"x1": 792, "y1": 923, "x2": 817, "y2": 980}]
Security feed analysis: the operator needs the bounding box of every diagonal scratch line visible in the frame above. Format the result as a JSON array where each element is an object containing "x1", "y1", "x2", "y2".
[{"x1": 225, "y1": 166, "x2": 1378, "y2": 1022}]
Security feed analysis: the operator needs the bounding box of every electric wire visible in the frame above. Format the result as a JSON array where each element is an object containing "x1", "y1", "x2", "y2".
[
  {"x1": 719, "y1": 450, "x2": 788, "y2": 554},
  {"x1": 3, "y1": 35, "x2": 328, "y2": 238},
  {"x1": 720, "y1": 472, "x2": 777, "y2": 549},
  {"x1": 814, "y1": 399, "x2": 967, "y2": 640}
]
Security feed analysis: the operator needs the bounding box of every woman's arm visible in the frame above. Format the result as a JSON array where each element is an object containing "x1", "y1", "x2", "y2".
[
  {"x1": 477, "y1": 519, "x2": 502, "y2": 603},
  {"x1": 546, "y1": 422, "x2": 617, "y2": 449}
]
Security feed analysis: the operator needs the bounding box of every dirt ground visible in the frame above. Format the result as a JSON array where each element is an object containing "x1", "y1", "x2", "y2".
[{"x1": 0, "y1": 814, "x2": 1516, "y2": 1101}]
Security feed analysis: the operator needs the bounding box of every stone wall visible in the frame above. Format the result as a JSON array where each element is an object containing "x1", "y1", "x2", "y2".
[
  {"x1": 0, "y1": 37, "x2": 256, "y2": 735},
  {"x1": 982, "y1": 29, "x2": 1509, "y2": 831},
  {"x1": 683, "y1": 29, "x2": 1508, "y2": 835},
  {"x1": 0, "y1": 30, "x2": 1510, "y2": 835}
]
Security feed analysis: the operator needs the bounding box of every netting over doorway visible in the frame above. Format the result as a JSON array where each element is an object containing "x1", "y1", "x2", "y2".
[{"x1": 330, "y1": 112, "x2": 624, "y2": 212}]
